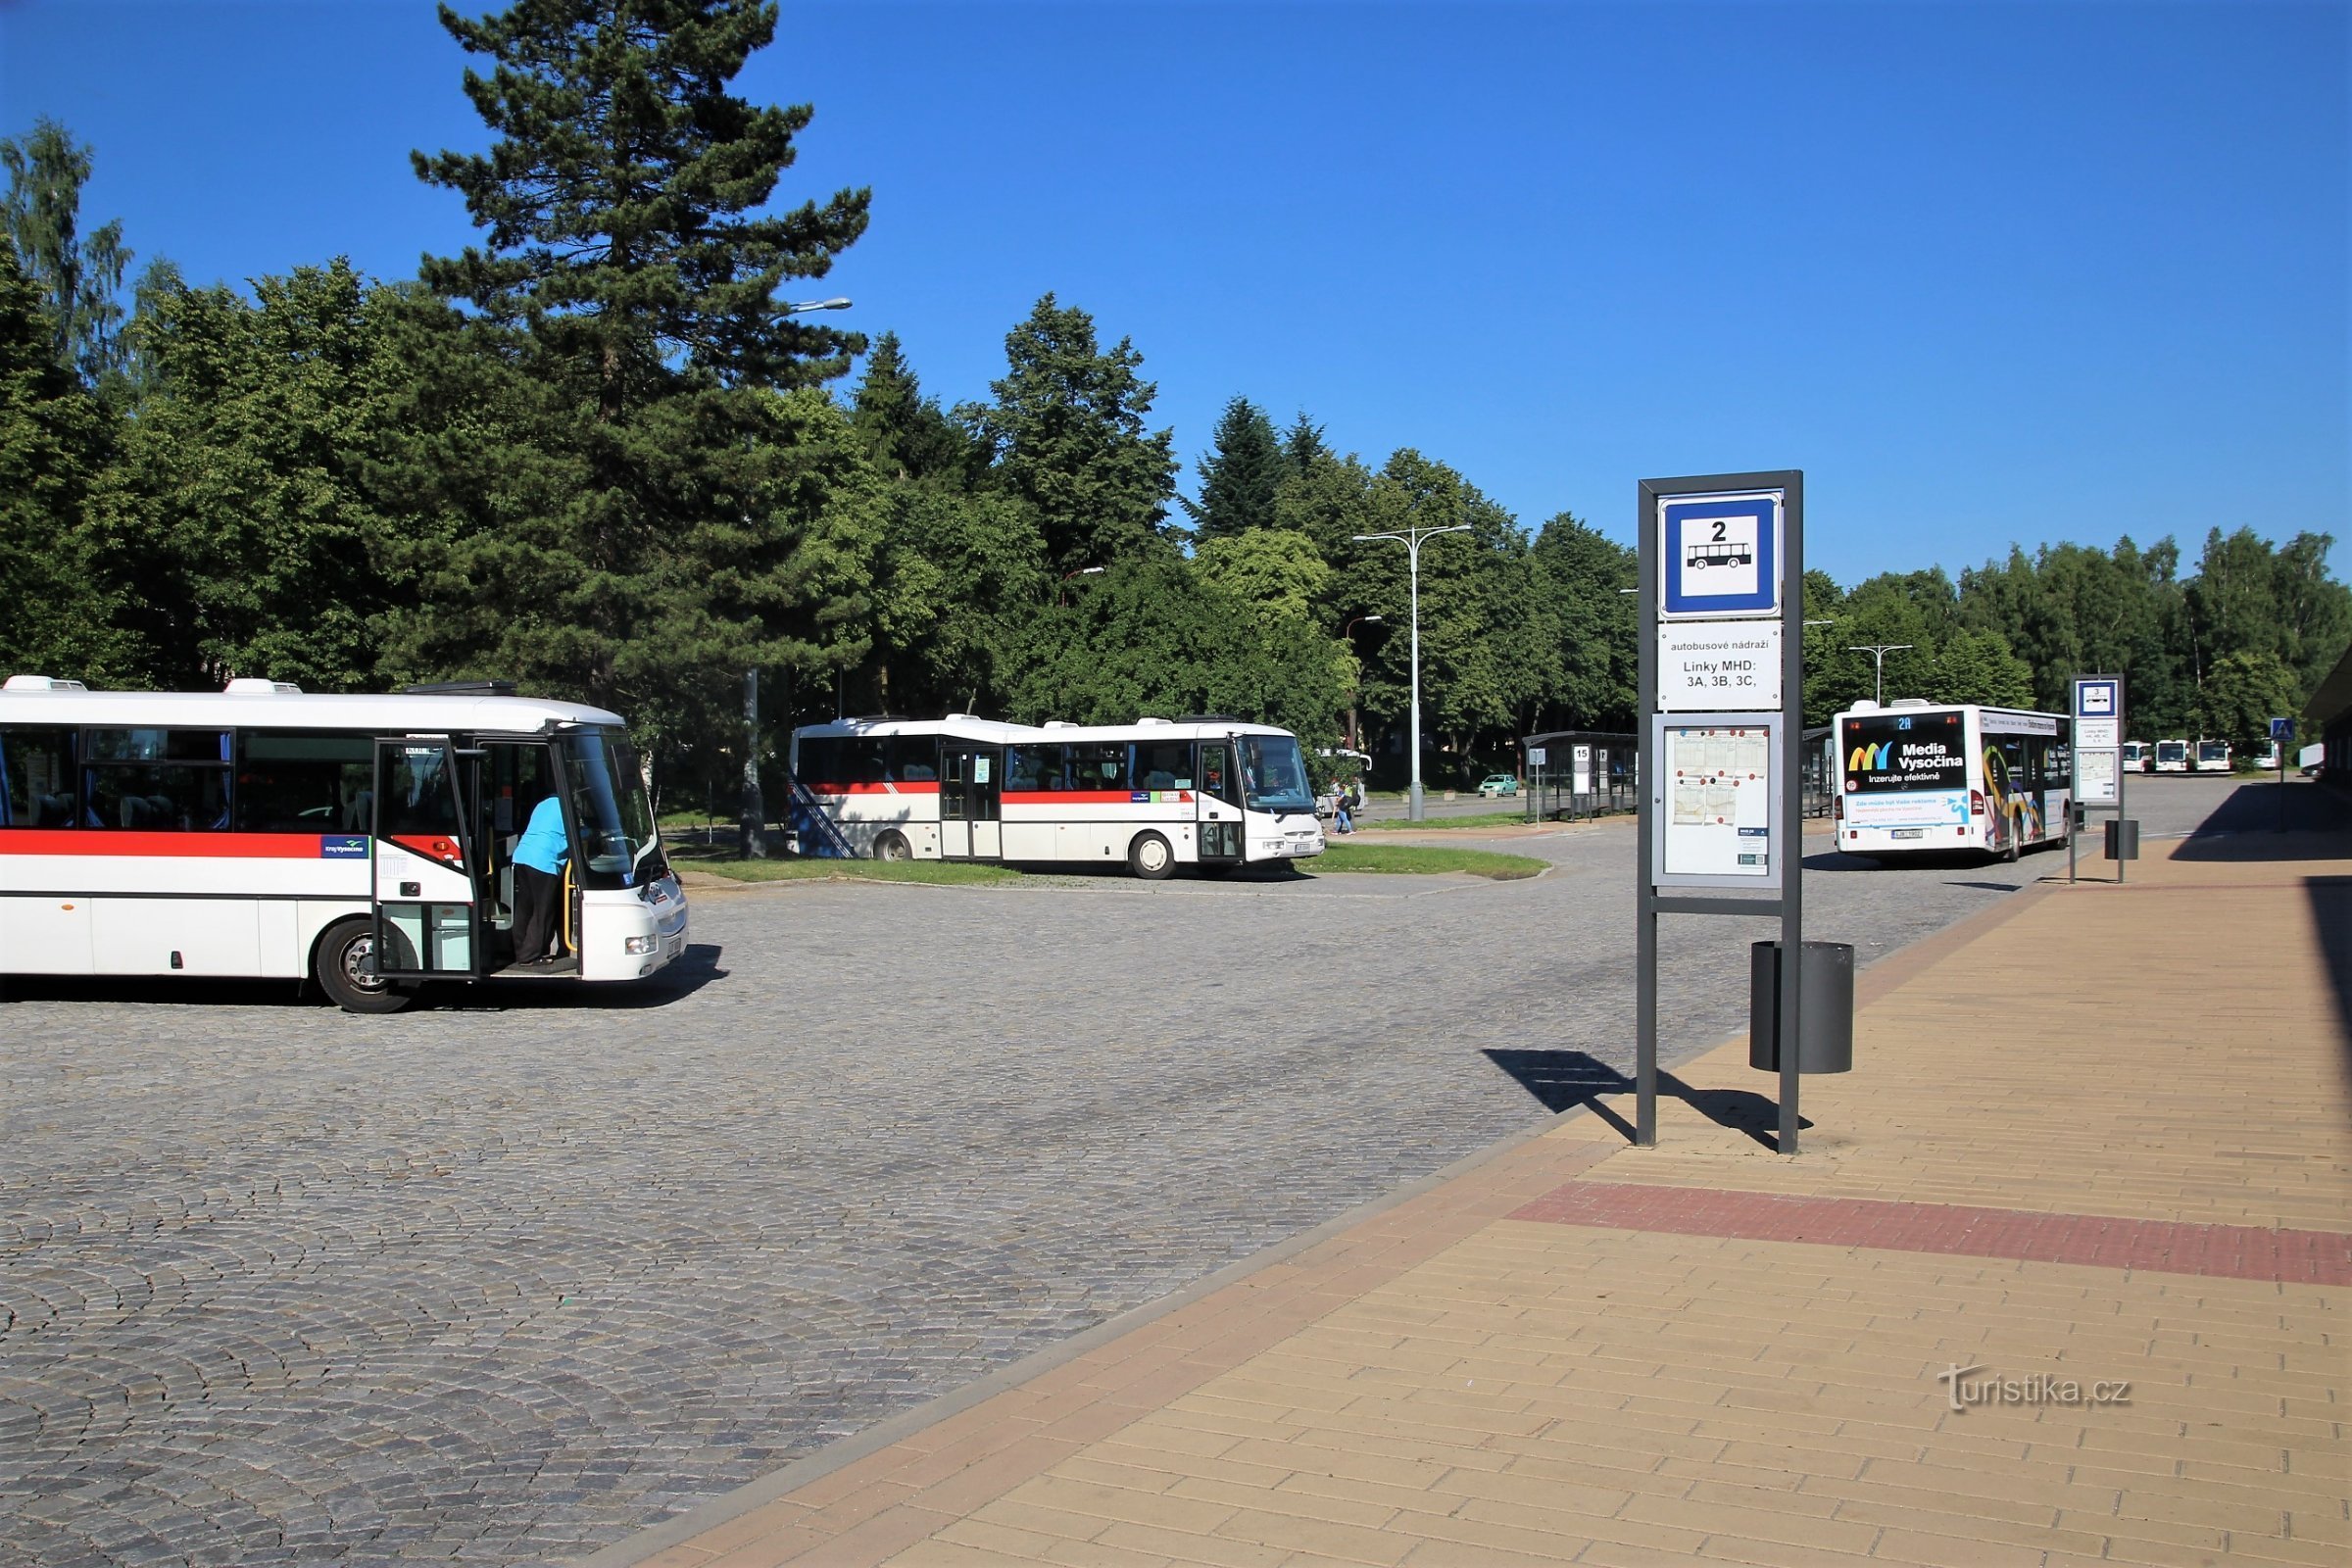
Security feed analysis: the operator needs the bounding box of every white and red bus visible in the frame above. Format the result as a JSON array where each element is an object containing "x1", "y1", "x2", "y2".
[
  {"x1": 1833, "y1": 700, "x2": 2073, "y2": 861},
  {"x1": 789, "y1": 715, "x2": 1325, "y2": 878},
  {"x1": 0, "y1": 675, "x2": 688, "y2": 1011},
  {"x1": 2153, "y1": 739, "x2": 2190, "y2": 772}
]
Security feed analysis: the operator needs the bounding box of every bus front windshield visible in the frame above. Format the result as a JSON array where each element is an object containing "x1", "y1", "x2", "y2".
[
  {"x1": 562, "y1": 730, "x2": 667, "y2": 889},
  {"x1": 1239, "y1": 734, "x2": 1315, "y2": 813}
]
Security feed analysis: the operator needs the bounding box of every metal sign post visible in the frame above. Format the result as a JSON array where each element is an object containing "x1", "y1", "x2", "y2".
[
  {"x1": 1636, "y1": 471, "x2": 1804, "y2": 1152},
  {"x1": 2070, "y1": 675, "x2": 2126, "y2": 883},
  {"x1": 2272, "y1": 716, "x2": 2294, "y2": 831}
]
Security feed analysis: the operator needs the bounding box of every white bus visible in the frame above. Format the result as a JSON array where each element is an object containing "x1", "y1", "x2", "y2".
[
  {"x1": 2153, "y1": 738, "x2": 2190, "y2": 772},
  {"x1": 2122, "y1": 740, "x2": 2151, "y2": 772},
  {"x1": 0, "y1": 676, "x2": 689, "y2": 1012},
  {"x1": 2192, "y1": 739, "x2": 2232, "y2": 773},
  {"x1": 1833, "y1": 700, "x2": 2073, "y2": 861},
  {"x1": 789, "y1": 715, "x2": 1325, "y2": 878}
]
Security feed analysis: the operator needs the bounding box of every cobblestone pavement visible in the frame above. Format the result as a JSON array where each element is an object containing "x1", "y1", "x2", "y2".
[{"x1": 0, "y1": 778, "x2": 2240, "y2": 1564}]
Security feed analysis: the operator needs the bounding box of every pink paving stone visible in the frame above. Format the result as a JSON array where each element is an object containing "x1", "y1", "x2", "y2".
[{"x1": 1507, "y1": 1183, "x2": 2352, "y2": 1285}]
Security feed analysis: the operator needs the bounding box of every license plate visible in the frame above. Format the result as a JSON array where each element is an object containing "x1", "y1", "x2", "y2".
[{"x1": 1891, "y1": 828, "x2": 1925, "y2": 840}]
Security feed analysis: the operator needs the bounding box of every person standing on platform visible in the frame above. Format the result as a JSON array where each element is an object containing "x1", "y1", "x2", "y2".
[{"x1": 511, "y1": 794, "x2": 569, "y2": 966}]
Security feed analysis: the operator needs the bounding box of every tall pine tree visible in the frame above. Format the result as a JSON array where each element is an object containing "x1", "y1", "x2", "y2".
[
  {"x1": 1183, "y1": 395, "x2": 1280, "y2": 542},
  {"x1": 397, "y1": 0, "x2": 876, "y2": 734},
  {"x1": 968, "y1": 293, "x2": 1177, "y2": 575}
]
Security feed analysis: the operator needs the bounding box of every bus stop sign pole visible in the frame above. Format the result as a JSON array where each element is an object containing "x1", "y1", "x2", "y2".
[{"x1": 1636, "y1": 470, "x2": 1805, "y2": 1154}]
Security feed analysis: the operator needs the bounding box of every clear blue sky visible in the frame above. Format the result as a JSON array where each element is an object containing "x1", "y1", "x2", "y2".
[{"x1": 4, "y1": 0, "x2": 2344, "y2": 587}]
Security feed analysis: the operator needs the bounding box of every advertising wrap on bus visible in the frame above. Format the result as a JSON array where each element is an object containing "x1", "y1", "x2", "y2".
[{"x1": 1839, "y1": 710, "x2": 1969, "y2": 828}]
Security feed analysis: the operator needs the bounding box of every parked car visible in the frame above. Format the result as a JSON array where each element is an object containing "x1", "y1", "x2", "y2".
[{"x1": 1476, "y1": 774, "x2": 1520, "y2": 798}]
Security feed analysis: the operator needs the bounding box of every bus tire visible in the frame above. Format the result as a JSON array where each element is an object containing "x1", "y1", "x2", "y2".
[
  {"x1": 1128, "y1": 831, "x2": 1175, "y2": 881},
  {"x1": 872, "y1": 830, "x2": 911, "y2": 862},
  {"x1": 315, "y1": 917, "x2": 417, "y2": 1015}
]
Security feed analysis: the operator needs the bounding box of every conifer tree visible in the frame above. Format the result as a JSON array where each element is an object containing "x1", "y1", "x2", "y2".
[
  {"x1": 969, "y1": 293, "x2": 1177, "y2": 575},
  {"x1": 1183, "y1": 395, "x2": 1280, "y2": 542},
  {"x1": 398, "y1": 0, "x2": 877, "y2": 732}
]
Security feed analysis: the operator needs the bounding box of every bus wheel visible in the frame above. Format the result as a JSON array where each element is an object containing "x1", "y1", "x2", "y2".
[
  {"x1": 872, "y1": 830, "x2": 911, "y2": 862},
  {"x1": 1128, "y1": 831, "x2": 1175, "y2": 881},
  {"x1": 316, "y1": 917, "x2": 417, "y2": 1014}
]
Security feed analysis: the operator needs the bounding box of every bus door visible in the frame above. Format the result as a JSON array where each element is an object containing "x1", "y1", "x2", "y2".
[
  {"x1": 480, "y1": 741, "x2": 558, "y2": 960},
  {"x1": 940, "y1": 746, "x2": 1002, "y2": 859},
  {"x1": 1197, "y1": 739, "x2": 1244, "y2": 863},
  {"x1": 369, "y1": 736, "x2": 481, "y2": 981}
]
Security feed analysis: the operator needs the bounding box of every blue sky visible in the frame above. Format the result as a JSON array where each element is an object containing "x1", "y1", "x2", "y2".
[{"x1": 3, "y1": 0, "x2": 2344, "y2": 587}]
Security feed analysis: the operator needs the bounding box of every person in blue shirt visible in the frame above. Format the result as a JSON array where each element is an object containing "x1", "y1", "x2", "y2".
[{"x1": 511, "y1": 794, "x2": 569, "y2": 966}]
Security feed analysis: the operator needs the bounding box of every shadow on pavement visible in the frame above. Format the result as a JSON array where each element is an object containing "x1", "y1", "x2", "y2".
[
  {"x1": 2, "y1": 943, "x2": 727, "y2": 1011},
  {"x1": 2168, "y1": 781, "x2": 2352, "y2": 859},
  {"x1": 2309, "y1": 879, "x2": 2352, "y2": 1115},
  {"x1": 1485, "y1": 1049, "x2": 1808, "y2": 1150}
]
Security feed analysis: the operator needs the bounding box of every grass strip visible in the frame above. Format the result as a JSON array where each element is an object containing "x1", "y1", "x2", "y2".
[
  {"x1": 1310, "y1": 843, "x2": 1546, "y2": 879},
  {"x1": 679, "y1": 856, "x2": 1025, "y2": 887},
  {"x1": 1354, "y1": 809, "x2": 1533, "y2": 832}
]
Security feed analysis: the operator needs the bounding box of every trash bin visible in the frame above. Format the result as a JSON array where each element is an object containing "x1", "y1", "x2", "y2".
[
  {"x1": 1749, "y1": 940, "x2": 1855, "y2": 1074},
  {"x1": 2104, "y1": 818, "x2": 2139, "y2": 860}
]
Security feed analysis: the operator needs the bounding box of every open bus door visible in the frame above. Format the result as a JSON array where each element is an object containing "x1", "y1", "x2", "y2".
[{"x1": 368, "y1": 736, "x2": 482, "y2": 982}]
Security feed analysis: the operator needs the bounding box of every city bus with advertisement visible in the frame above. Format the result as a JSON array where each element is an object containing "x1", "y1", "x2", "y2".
[
  {"x1": 2153, "y1": 738, "x2": 2190, "y2": 772},
  {"x1": 788, "y1": 714, "x2": 1325, "y2": 878},
  {"x1": 0, "y1": 675, "x2": 689, "y2": 1012},
  {"x1": 1833, "y1": 699, "x2": 2073, "y2": 861}
]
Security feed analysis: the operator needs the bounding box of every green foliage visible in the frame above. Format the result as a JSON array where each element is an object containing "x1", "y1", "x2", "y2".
[
  {"x1": 0, "y1": 245, "x2": 133, "y2": 680},
  {"x1": 2196, "y1": 651, "x2": 2301, "y2": 752},
  {"x1": 0, "y1": 118, "x2": 132, "y2": 388},
  {"x1": 1931, "y1": 628, "x2": 2035, "y2": 708},
  {"x1": 967, "y1": 293, "x2": 1178, "y2": 574},
  {"x1": 1000, "y1": 555, "x2": 1344, "y2": 747},
  {"x1": 98, "y1": 260, "x2": 407, "y2": 690},
  {"x1": 1185, "y1": 395, "x2": 1281, "y2": 542},
  {"x1": 396, "y1": 0, "x2": 877, "y2": 746},
  {"x1": 852, "y1": 330, "x2": 971, "y2": 485},
  {"x1": 413, "y1": 0, "x2": 868, "y2": 398}
]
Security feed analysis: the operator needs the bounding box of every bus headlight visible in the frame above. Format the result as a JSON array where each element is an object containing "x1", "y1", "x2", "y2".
[{"x1": 624, "y1": 934, "x2": 657, "y2": 956}]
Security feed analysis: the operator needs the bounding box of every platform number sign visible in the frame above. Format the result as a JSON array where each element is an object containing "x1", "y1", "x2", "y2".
[{"x1": 1659, "y1": 491, "x2": 1781, "y2": 618}]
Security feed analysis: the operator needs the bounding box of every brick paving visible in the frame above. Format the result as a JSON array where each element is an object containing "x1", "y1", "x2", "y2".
[
  {"x1": 606, "y1": 785, "x2": 2352, "y2": 1568},
  {"x1": 1510, "y1": 1182, "x2": 2352, "y2": 1284}
]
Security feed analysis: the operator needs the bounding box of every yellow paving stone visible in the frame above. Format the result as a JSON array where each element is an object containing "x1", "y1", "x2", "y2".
[
  {"x1": 1205, "y1": 1509, "x2": 1417, "y2": 1567},
  {"x1": 1163, "y1": 1474, "x2": 1403, "y2": 1533}
]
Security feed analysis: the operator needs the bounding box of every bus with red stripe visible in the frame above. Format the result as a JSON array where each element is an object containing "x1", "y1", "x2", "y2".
[
  {"x1": 0, "y1": 675, "x2": 688, "y2": 1011},
  {"x1": 789, "y1": 715, "x2": 1325, "y2": 878}
]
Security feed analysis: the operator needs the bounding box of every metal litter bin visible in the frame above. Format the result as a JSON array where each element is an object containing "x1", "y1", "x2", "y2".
[
  {"x1": 2104, "y1": 818, "x2": 2139, "y2": 860},
  {"x1": 1749, "y1": 940, "x2": 1854, "y2": 1074}
]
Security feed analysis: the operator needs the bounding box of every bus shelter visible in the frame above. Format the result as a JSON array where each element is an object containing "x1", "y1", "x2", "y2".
[
  {"x1": 1802, "y1": 723, "x2": 1834, "y2": 817},
  {"x1": 1521, "y1": 730, "x2": 1638, "y2": 822}
]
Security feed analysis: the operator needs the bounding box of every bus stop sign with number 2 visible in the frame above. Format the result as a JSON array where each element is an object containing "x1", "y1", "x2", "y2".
[{"x1": 1659, "y1": 492, "x2": 1782, "y2": 619}]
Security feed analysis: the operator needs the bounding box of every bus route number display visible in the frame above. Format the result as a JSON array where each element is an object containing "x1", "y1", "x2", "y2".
[{"x1": 1650, "y1": 718, "x2": 1781, "y2": 888}]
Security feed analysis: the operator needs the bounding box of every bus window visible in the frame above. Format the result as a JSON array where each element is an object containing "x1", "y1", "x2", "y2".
[
  {"x1": 380, "y1": 743, "x2": 463, "y2": 842},
  {"x1": 84, "y1": 728, "x2": 231, "y2": 831},
  {"x1": 1069, "y1": 743, "x2": 1127, "y2": 791},
  {"x1": 236, "y1": 731, "x2": 373, "y2": 832},
  {"x1": 1004, "y1": 745, "x2": 1061, "y2": 793},
  {"x1": 1238, "y1": 734, "x2": 1313, "y2": 812},
  {"x1": 883, "y1": 735, "x2": 937, "y2": 782},
  {"x1": 1199, "y1": 743, "x2": 1238, "y2": 807},
  {"x1": 560, "y1": 730, "x2": 664, "y2": 889},
  {"x1": 1132, "y1": 739, "x2": 1190, "y2": 791},
  {"x1": 0, "y1": 726, "x2": 75, "y2": 827}
]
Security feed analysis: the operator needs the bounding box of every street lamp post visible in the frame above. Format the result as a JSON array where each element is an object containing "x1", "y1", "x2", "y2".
[
  {"x1": 1058, "y1": 565, "x2": 1104, "y2": 606},
  {"x1": 743, "y1": 297, "x2": 852, "y2": 858},
  {"x1": 1341, "y1": 613, "x2": 1384, "y2": 752},
  {"x1": 1847, "y1": 642, "x2": 1913, "y2": 707},
  {"x1": 1352, "y1": 524, "x2": 1471, "y2": 820}
]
